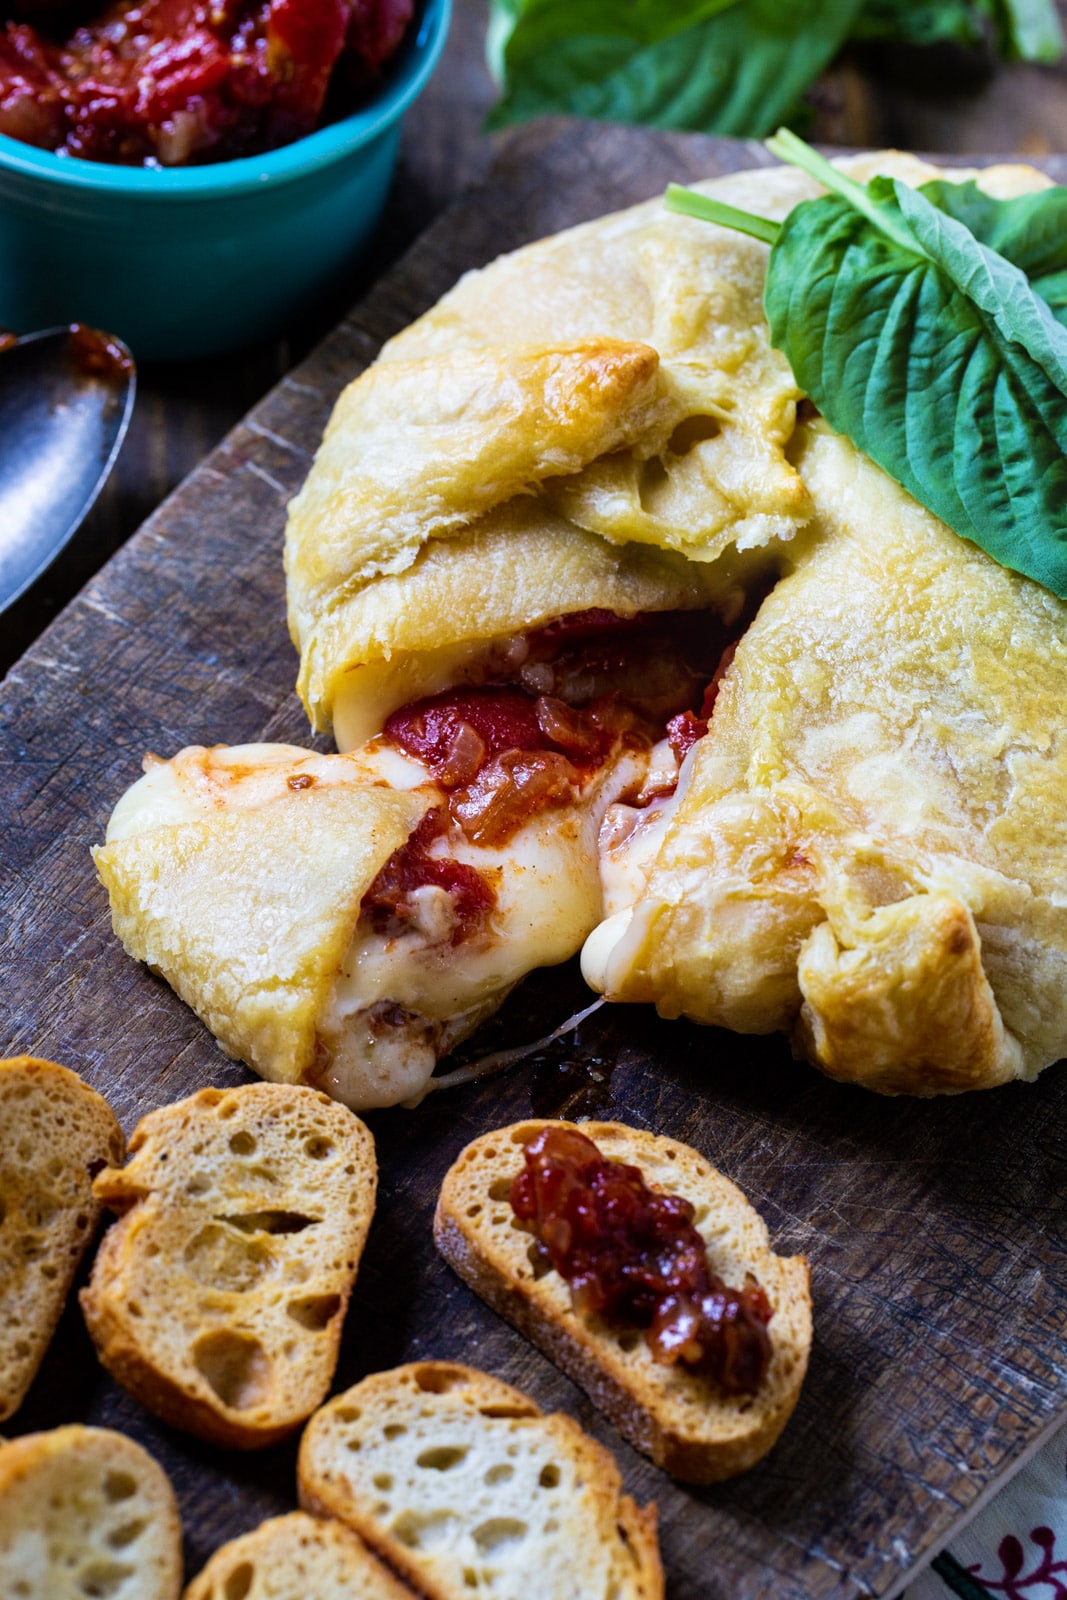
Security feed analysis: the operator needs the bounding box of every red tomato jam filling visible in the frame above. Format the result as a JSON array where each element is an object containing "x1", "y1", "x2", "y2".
[
  {"x1": 0, "y1": 0, "x2": 411, "y2": 163},
  {"x1": 383, "y1": 608, "x2": 737, "y2": 846},
  {"x1": 361, "y1": 808, "x2": 494, "y2": 943},
  {"x1": 511, "y1": 1125, "x2": 773, "y2": 1393},
  {"x1": 665, "y1": 640, "x2": 739, "y2": 764},
  {"x1": 367, "y1": 607, "x2": 747, "y2": 941}
]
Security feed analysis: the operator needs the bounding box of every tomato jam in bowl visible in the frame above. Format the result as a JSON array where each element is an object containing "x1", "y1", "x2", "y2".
[{"x1": 0, "y1": 0, "x2": 449, "y2": 357}]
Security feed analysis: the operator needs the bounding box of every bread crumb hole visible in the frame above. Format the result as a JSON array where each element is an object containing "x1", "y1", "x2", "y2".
[
  {"x1": 479, "y1": 1405, "x2": 530, "y2": 1420},
  {"x1": 484, "y1": 1464, "x2": 513, "y2": 1485},
  {"x1": 193, "y1": 1329, "x2": 272, "y2": 1411},
  {"x1": 223, "y1": 1566, "x2": 254, "y2": 1600},
  {"x1": 463, "y1": 1569, "x2": 478, "y2": 1588},
  {"x1": 414, "y1": 1365, "x2": 464, "y2": 1395},
  {"x1": 527, "y1": 1242, "x2": 551, "y2": 1279},
  {"x1": 472, "y1": 1518, "x2": 528, "y2": 1555},
  {"x1": 466, "y1": 1204, "x2": 482, "y2": 1218},
  {"x1": 287, "y1": 1293, "x2": 341, "y2": 1331},
  {"x1": 488, "y1": 1179, "x2": 511, "y2": 1202},
  {"x1": 417, "y1": 1445, "x2": 469, "y2": 1472},
  {"x1": 78, "y1": 1561, "x2": 133, "y2": 1597},
  {"x1": 219, "y1": 1209, "x2": 315, "y2": 1235},
  {"x1": 392, "y1": 1510, "x2": 458, "y2": 1551},
  {"x1": 304, "y1": 1136, "x2": 334, "y2": 1159},
  {"x1": 103, "y1": 1473, "x2": 137, "y2": 1504},
  {"x1": 107, "y1": 1518, "x2": 146, "y2": 1549},
  {"x1": 373, "y1": 1472, "x2": 394, "y2": 1490},
  {"x1": 335, "y1": 1405, "x2": 361, "y2": 1422},
  {"x1": 383, "y1": 1423, "x2": 407, "y2": 1439},
  {"x1": 616, "y1": 1331, "x2": 640, "y2": 1353},
  {"x1": 539, "y1": 1463, "x2": 560, "y2": 1488},
  {"x1": 482, "y1": 1148, "x2": 497, "y2": 1160}
]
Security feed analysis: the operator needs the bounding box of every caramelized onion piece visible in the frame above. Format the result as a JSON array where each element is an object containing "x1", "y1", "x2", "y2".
[
  {"x1": 449, "y1": 750, "x2": 579, "y2": 847},
  {"x1": 534, "y1": 695, "x2": 603, "y2": 758}
]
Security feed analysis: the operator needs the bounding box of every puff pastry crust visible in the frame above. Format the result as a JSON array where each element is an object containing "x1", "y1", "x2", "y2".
[
  {"x1": 94, "y1": 754, "x2": 429, "y2": 1089},
  {"x1": 284, "y1": 160, "x2": 840, "y2": 738},
  {"x1": 588, "y1": 424, "x2": 1067, "y2": 1093}
]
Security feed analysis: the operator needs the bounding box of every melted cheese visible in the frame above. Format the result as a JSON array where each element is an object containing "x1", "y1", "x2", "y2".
[
  {"x1": 320, "y1": 748, "x2": 648, "y2": 1109},
  {"x1": 106, "y1": 740, "x2": 428, "y2": 842},
  {"x1": 332, "y1": 633, "x2": 528, "y2": 751},
  {"x1": 108, "y1": 738, "x2": 650, "y2": 1111},
  {"x1": 581, "y1": 741, "x2": 697, "y2": 995}
]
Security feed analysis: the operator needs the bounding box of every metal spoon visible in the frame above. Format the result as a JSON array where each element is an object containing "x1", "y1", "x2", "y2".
[{"x1": 0, "y1": 326, "x2": 136, "y2": 614}]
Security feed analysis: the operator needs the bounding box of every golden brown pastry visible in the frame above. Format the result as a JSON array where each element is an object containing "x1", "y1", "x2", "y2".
[
  {"x1": 283, "y1": 159, "x2": 827, "y2": 745},
  {"x1": 95, "y1": 745, "x2": 430, "y2": 1104},
  {"x1": 584, "y1": 422, "x2": 1067, "y2": 1093}
]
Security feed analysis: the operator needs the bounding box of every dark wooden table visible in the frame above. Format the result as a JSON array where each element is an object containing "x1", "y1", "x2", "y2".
[
  {"x1": 5, "y1": 0, "x2": 1067, "y2": 675},
  {"x1": 4, "y1": 18, "x2": 1067, "y2": 1599}
]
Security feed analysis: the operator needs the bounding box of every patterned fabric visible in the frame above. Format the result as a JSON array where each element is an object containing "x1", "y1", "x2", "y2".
[{"x1": 908, "y1": 1423, "x2": 1067, "y2": 1599}]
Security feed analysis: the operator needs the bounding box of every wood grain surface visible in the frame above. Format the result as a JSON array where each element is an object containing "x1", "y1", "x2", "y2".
[{"x1": 2, "y1": 121, "x2": 1066, "y2": 1600}]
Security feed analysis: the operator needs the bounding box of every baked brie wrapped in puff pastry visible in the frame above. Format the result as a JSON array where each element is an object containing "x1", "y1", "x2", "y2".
[{"x1": 98, "y1": 152, "x2": 1067, "y2": 1103}]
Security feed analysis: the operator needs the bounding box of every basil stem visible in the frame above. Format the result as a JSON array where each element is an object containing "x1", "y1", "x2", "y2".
[{"x1": 663, "y1": 183, "x2": 780, "y2": 244}]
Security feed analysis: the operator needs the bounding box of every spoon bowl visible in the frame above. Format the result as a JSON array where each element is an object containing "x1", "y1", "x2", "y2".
[{"x1": 0, "y1": 326, "x2": 136, "y2": 613}]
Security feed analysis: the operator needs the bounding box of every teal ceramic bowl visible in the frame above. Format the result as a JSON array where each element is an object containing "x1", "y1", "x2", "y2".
[{"x1": 0, "y1": 0, "x2": 450, "y2": 360}]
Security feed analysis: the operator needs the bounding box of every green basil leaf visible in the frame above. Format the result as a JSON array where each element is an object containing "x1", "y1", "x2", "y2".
[
  {"x1": 854, "y1": 0, "x2": 1062, "y2": 58},
  {"x1": 918, "y1": 178, "x2": 1067, "y2": 290},
  {"x1": 854, "y1": 0, "x2": 988, "y2": 48},
  {"x1": 912, "y1": 179, "x2": 1067, "y2": 322},
  {"x1": 984, "y1": 0, "x2": 1064, "y2": 60},
  {"x1": 764, "y1": 173, "x2": 1067, "y2": 594},
  {"x1": 485, "y1": 0, "x2": 864, "y2": 136},
  {"x1": 486, "y1": 0, "x2": 741, "y2": 84}
]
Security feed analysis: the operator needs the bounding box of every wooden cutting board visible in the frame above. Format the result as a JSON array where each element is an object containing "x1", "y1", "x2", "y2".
[{"x1": 2, "y1": 120, "x2": 1066, "y2": 1600}]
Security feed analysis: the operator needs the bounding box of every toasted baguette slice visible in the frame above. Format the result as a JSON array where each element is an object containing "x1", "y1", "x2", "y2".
[
  {"x1": 81, "y1": 1082, "x2": 377, "y2": 1449},
  {"x1": 434, "y1": 1120, "x2": 812, "y2": 1483},
  {"x1": 184, "y1": 1512, "x2": 413, "y2": 1599},
  {"x1": 0, "y1": 1423, "x2": 182, "y2": 1598},
  {"x1": 0, "y1": 1055, "x2": 125, "y2": 1421},
  {"x1": 298, "y1": 1361, "x2": 663, "y2": 1600}
]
